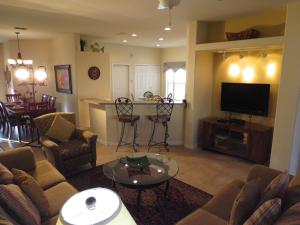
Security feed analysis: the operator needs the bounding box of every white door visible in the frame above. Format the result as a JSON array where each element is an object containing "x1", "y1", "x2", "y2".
[
  {"x1": 112, "y1": 64, "x2": 129, "y2": 99},
  {"x1": 135, "y1": 65, "x2": 160, "y2": 98}
]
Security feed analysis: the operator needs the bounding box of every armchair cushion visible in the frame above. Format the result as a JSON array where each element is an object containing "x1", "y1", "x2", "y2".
[
  {"x1": 46, "y1": 115, "x2": 75, "y2": 142},
  {"x1": 59, "y1": 139, "x2": 90, "y2": 160}
]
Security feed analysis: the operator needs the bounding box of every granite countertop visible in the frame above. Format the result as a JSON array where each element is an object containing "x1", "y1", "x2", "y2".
[{"x1": 81, "y1": 98, "x2": 184, "y2": 105}]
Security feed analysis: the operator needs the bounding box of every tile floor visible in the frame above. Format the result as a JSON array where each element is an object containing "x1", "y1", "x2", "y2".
[{"x1": 92, "y1": 145, "x2": 253, "y2": 195}]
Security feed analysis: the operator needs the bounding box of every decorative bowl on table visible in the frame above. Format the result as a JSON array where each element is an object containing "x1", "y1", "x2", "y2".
[{"x1": 121, "y1": 156, "x2": 150, "y2": 168}]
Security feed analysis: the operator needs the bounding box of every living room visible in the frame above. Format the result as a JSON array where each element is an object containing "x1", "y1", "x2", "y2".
[{"x1": 0, "y1": 0, "x2": 300, "y2": 225}]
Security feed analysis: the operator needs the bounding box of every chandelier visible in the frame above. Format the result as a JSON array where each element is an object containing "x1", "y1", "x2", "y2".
[{"x1": 7, "y1": 32, "x2": 47, "y2": 83}]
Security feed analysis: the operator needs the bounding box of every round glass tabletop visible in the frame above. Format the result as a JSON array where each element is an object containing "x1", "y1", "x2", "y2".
[{"x1": 103, "y1": 153, "x2": 178, "y2": 187}]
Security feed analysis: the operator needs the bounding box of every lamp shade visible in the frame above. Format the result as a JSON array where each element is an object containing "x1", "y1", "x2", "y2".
[
  {"x1": 58, "y1": 188, "x2": 136, "y2": 225},
  {"x1": 34, "y1": 66, "x2": 47, "y2": 81},
  {"x1": 7, "y1": 59, "x2": 16, "y2": 65},
  {"x1": 15, "y1": 67, "x2": 30, "y2": 80}
]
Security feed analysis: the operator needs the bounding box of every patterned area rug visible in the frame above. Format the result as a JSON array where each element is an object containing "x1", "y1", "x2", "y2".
[{"x1": 67, "y1": 165, "x2": 213, "y2": 225}]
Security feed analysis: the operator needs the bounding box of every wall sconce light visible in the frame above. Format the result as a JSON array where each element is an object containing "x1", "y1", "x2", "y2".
[
  {"x1": 243, "y1": 66, "x2": 255, "y2": 82},
  {"x1": 229, "y1": 64, "x2": 240, "y2": 77},
  {"x1": 267, "y1": 63, "x2": 276, "y2": 77}
]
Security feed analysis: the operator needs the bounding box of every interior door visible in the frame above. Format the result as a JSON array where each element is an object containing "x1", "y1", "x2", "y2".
[
  {"x1": 135, "y1": 64, "x2": 160, "y2": 98},
  {"x1": 112, "y1": 64, "x2": 129, "y2": 99}
]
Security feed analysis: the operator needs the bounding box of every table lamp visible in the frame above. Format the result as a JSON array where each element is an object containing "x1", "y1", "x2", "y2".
[{"x1": 58, "y1": 188, "x2": 136, "y2": 225}]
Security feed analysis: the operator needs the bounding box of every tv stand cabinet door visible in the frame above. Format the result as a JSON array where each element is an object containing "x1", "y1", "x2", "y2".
[
  {"x1": 248, "y1": 129, "x2": 273, "y2": 163},
  {"x1": 202, "y1": 121, "x2": 215, "y2": 149}
]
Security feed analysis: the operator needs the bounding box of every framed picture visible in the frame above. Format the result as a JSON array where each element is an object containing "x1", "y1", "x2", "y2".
[{"x1": 54, "y1": 65, "x2": 72, "y2": 94}]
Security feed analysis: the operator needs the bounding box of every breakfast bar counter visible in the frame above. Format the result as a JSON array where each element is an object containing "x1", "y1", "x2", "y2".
[{"x1": 80, "y1": 98, "x2": 185, "y2": 146}]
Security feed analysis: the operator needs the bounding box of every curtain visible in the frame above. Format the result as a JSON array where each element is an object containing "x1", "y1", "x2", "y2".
[{"x1": 163, "y1": 61, "x2": 185, "y2": 72}]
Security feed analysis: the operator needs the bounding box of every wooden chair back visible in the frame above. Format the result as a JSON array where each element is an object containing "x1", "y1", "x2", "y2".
[
  {"x1": 41, "y1": 94, "x2": 49, "y2": 103},
  {"x1": 6, "y1": 94, "x2": 21, "y2": 103},
  {"x1": 48, "y1": 96, "x2": 56, "y2": 109}
]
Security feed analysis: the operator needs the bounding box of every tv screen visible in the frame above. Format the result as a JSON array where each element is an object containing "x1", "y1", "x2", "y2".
[{"x1": 221, "y1": 83, "x2": 270, "y2": 116}]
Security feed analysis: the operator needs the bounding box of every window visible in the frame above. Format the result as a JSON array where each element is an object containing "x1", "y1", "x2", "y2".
[{"x1": 166, "y1": 68, "x2": 186, "y2": 101}]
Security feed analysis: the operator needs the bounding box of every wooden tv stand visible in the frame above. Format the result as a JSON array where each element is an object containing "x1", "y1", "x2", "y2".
[{"x1": 201, "y1": 118, "x2": 273, "y2": 164}]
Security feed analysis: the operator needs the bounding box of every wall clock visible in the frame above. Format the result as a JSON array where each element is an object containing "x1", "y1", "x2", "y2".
[{"x1": 88, "y1": 66, "x2": 101, "y2": 80}]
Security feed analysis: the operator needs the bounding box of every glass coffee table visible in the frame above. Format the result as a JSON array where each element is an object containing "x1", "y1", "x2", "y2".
[{"x1": 103, "y1": 153, "x2": 178, "y2": 207}]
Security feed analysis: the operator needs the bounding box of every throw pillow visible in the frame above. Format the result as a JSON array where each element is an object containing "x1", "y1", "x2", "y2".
[
  {"x1": 46, "y1": 115, "x2": 75, "y2": 142},
  {"x1": 285, "y1": 172, "x2": 300, "y2": 209},
  {"x1": 259, "y1": 172, "x2": 289, "y2": 206},
  {"x1": 0, "y1": 184, "x2": 41, "y2": 225},
  {"x1": 244, "y1": 198, "x2": 282, "y2": 225},
  {"x1": 0, "y1": 164, "x2": 13, "y2": 184},
  {"x1": 12, "y1": 168, "x2": 50, "y2": 217},
  {"x1": 229, "y1": 179, "x2": 261, "y2": 225}
]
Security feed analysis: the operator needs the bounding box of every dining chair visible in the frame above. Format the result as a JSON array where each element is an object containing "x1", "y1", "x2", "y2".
[
  {"x1": 48, "y1": 96, "x2": 56, "y2": 109},
  {"x1": 6, "y1": 94, "x2": 21, "y2": 103},
  {"x1": 0, "y1": 101, "x2": 26, "y2": 142},
  {"x1": 0, "y1": 106, "x2": 5, "y2": 133},
  {"x1": 41, "y1": 94, "x2": 49, "y2": 103}
]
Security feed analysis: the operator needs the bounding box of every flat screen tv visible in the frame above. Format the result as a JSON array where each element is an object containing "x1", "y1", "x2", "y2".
[{"x1": 221, "y1": 83, "x2": 270, "y2": 116}]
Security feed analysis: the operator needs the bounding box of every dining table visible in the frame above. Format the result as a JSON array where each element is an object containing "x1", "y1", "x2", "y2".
[{"x1": 4, "y1": 101, "x2": 56, "y2": 143}]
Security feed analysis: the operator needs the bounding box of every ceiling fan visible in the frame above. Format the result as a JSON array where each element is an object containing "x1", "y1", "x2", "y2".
[{"x1": 157, "y1": 0, "x2": 182, "y2": 10}]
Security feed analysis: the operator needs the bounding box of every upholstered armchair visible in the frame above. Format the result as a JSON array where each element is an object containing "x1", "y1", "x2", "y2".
[{"x1": 33, "y1": 112, "x2": 97, "y2": 173}]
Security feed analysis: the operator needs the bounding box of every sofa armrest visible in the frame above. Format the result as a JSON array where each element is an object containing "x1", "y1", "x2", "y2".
[
  {"x1": 176, "y1": 208, "x2": 226, "y2": 225},
  {"x1": 74, "y1": 129, "x2": 98, "y2": 167},
  {"x1": 246, "y1": 165, "x2": 281, "y2": 192},
  {"x1": 74, "y1": 129, "x2": 98, "y2": 144},
  {"x1": 202, "y1": 180, "x2": 244, "y2": 221},
  {"x1": 0, "y1": 147, "x2": 36, "y2": 172},
  {"x1": 41, "y1": 137, "x2": 62, "y2": 167}
]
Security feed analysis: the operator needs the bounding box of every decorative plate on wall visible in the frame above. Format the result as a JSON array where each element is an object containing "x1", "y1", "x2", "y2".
[{"x1": 88, "y1": 66, "x2": 101, "y2": 80}]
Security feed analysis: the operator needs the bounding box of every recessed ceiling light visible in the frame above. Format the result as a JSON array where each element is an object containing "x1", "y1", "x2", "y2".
[
  {"x1": 158, "y1": 38, "x2": 164, "y2": 41},
  {"x1": 131, "y1": 33, "x2": 137, "y2": 37},
  {"x1": 164, "y1": 26, "x2": 172, "y2": 31},
  {"x1": 122, "y1": 39, "x2": 127, "y2": 43},
  {"x1": 156, "y1": 44, "x2": 161, "y2": 47}
]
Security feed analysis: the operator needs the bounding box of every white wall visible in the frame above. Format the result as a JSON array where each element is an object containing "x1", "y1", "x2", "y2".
[
  {"x1": 82, "y1": 39, "x2": 161, "y2": 97},
  {"x1": 76, "y1": 52, "x2": 111, "y2": 127},
  {"x1": 50, "y1": 33, "x2": 78, "y2": 114},
  {"x1": 270, "y1": 1, "x2": 300, "y2": 174}
]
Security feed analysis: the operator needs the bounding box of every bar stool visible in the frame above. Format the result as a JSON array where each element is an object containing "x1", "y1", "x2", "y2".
[
  {"x1": 146, "y1": 97, "x2": 174, "y2": 151},
  {"x1": 115, "y1": 97, "x2": 140, "y2": 152}
]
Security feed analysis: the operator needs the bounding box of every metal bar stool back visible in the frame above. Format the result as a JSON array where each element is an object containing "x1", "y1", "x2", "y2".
[
  {"x1": 147, "y1": 97, "x2": 174, "y2": 151},
  {"x1": 115, "y1": 97, "x2": 140, "y2": 151}
]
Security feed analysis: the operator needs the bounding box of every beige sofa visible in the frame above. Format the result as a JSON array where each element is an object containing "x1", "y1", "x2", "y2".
[
  {"x1": 176, "y1": 165, "x2": 300, "y2": 225},
  {"x1": 0, "y1": 147, "x2": 77, "y2": 225}
]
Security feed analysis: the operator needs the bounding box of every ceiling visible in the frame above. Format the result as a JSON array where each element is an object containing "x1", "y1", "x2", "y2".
[{"x1": 0, "y1": 0, "x2": 295, "y2": 47}]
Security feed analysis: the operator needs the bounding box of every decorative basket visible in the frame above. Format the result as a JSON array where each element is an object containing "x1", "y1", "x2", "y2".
[{"x1": 226, "y1": 28, "x2": 260, "y2": 41}]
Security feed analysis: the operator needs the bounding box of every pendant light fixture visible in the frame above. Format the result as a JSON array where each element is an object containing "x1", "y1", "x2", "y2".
[
  {"x1": 7, "y1": 30, "x2": 48, "y2": 106},
  {"x1": 164, "y1": 8, "x2": 172, "y2": 31},
  {"x1": 7, "y1": 31, "x2": 48, "y2": 83}
]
